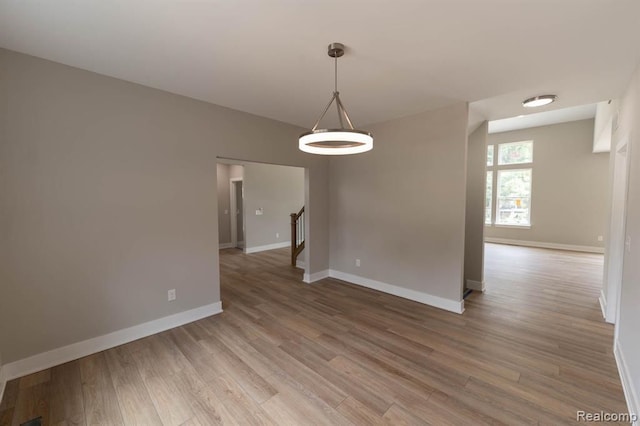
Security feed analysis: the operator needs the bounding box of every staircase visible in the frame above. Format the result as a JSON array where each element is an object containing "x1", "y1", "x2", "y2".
[{"x1": 290, "y1": 206, "x2": 305, "y2": 266}]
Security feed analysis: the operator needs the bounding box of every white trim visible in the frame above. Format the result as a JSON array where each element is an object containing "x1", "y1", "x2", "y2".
[
  {"x1": 606, "y1": 135, "x2": 631, "y2": 326},
  {"x1": 219, "y1": 242, "x2": 234, "y2": 249},
  {"x1": 329, "y1": 270, "x2": 464, "y2": 314},
  {"x1": 244, "y1": 241, "x2": 290, "y2": 254},
  {"x1": 493, "y1": 224, "x2": 532, "y2": 229},
  {"x1": 466, "y1": 279, "x2": 485, "y2": 292},
  {"x1": 614, "y1": 341, "x2": 640, "y2": 425},
  {"x1": 303, "y1": 269, "x2": 330, "y2": 283},
  {"x1": 599, "y1": 289, "x2": 607, "y2": 320},
  {"x1": 1, "y1": 302, "x2": 223, "y2": 383},
  {"x1": 295, "y1": 260, "x2": 306, "y2": 269},
  {"x1": 485, "y1": 237, "x2": 604, "y2": 254},
  {"x1": 0, "y1": 364, "x2": 6, "y2": 405}
]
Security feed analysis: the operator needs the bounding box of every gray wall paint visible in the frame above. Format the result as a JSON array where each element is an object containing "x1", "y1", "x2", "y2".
[
  {"x1": 216, "y1": 164, "x2": 232, "y2": 244},
  {"x1": 464, "y1": 122, "x2": 488, "y2": 285},
  {"x1": 329, "y1": 103, "x2": 469, "y2": 303},
  {"x1": 243, "y1": 163, "x2": 304, "y2": 250},
  {"x1": 614, "y1": 62, "x2": 640, "y2": 408},
  {"x1": 485, "y1": 119, "x2": 609, "y2": 248},
  {"x1": 0, "y1": 48, "x2": 330, "y2": 363},
  {"x1": 229, "y1": 165, "x2": 243, "y2": 179}
]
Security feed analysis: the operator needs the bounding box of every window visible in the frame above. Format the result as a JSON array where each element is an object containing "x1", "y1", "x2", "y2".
[
  {"x1": 498, "y1": 141, "x2": 533, "y2": 165},
  {"x1": 485, "y1": 171, "x2": 493, "y2": 224},
  {"x1": 496, "y1": 169, "x2": 532, "y2": 225},
  {"x1": 486, "y1": 141, "x2": 533, "y2": 227}
]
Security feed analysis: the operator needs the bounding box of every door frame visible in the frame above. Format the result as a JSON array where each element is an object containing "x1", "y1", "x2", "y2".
[
  {"x1": 230, "y1": 178, "x2": 244, "y2": 249},
  {"x1": 605, "y1": 135, "x2": 631, "y2": 326}
]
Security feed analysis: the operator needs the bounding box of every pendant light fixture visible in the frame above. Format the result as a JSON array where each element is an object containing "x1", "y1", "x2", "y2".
[{"x1": 299, "y1": 43, "x2": 373, "y2": 155}]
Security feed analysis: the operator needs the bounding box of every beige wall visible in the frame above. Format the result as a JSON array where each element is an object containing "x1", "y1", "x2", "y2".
[
  {"x1": 216, "y1": 164, "x2": 232, "y2": 245},
  {"x1": 0, "y1": 48, "x2": 330, "y2": 364},
  {"x1": 229, "y1": 165, "x2": 243, "y2": 180},
  {"x1": 485, "y1": 119, "x2": 609, "y2": 248},
  {"x1": 613, "y1": 61, "x2": 640, "y2": 410},
  {"x1": 243, "y1": 162, "x2": 304, "y2": 250},
  {"x1": 464, "y1": 122, "x2": 488, "y2": 286},
  {"x1": 329, "y1": 102, "x2": 469, "y2": 305}
]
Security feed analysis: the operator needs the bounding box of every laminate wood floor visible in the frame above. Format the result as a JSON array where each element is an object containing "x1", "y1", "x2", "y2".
[{"x1": 0, "y1": 244, "x2": 628, "y2": 425}]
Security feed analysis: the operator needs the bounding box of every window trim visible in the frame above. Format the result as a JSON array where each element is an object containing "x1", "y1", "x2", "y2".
[
  {"x1": 487, "y1": 145, "x2": 495, "y2": 167},
  {"x1": 494, "y1": 224, "x2": 532, "y2": 229}
]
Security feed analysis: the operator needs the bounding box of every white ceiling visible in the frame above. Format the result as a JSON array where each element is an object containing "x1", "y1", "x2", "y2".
[
  {"x1": 1, "y1": 1, "x2": 640, "y2": 128},
  {"x1": 488, "y1": 103, "x2": 598, "y2": 134}
]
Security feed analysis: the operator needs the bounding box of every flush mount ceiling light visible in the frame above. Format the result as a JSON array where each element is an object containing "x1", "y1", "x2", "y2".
[
  {"x1": 299, "y1": 43, "x2": 373, "y2": 155},
  {"x1": 522, "y1": 94, "x2": 557, "y2": 108}
]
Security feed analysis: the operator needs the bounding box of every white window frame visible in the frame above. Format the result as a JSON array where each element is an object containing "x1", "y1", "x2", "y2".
[
  {"x1": 485, "y1": 140, "x2": 533, "y2": 228},
  {"x1": 485, "y1": 170, "x2": 493, "y2": 225}
]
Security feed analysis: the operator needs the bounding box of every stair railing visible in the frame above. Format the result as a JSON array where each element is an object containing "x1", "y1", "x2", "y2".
[{"x1": 290, "y1": 206, "x2": 305, "y2": 266}]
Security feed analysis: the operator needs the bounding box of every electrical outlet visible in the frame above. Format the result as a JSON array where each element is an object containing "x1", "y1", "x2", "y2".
[
  {"x1": 276, "y1": 232, "x2": 280, "y2": 239},
  {"x1": 355, "y1": 259, "x2": 361, "y2": 267},
  {"x1": 168, "y1": 289, "x2": 176, "y2": 302},
  {"x1": 626, "y1": 235, "x2": 632, "y2": 253},
  {"x1": 597, "y1": 235, "x2": 603, "y2": 242}
]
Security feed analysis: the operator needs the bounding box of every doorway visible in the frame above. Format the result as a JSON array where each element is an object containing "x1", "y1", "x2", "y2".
[
  {"x1": 604, "y1": 136, "x2": 630, "y2": 324},
  {"x1": 216, "y1": 159, "x2": 305, "y2": 264},
  {"x1": 230, "y1": 178, "x2": 244, "y2": 249}
]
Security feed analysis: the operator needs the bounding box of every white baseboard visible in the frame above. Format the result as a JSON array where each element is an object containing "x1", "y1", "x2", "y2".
[
  {"x1": 599, "y1": 289, "x2": 607, "y2": 320},
  {"x1": 244, "y1": 241, "x2": 290, "y2": 254},
  {"x1": 0, "y1": 364, "x2": 6, "y2": 406},
  {"x1": 219, "y1": 242, "x2": 234, "y2": 249},
  {"x1": 1, "y1": 302, "x2": 223, "y2": 385},
  {"x1": 296, "y1": 260, "x2": 306, "y2": 269},
  {"x1": 329, "y1": 270, "x2": 464, "y2": 314},
  {"x1": 485, "y1": 237, "x2": 604, "y2": 254},
  {"x1": 303, "y1": 269, "x2": 330, "y2": 283},
  {"x1": 466, "y1": 279, "x2": 485, "y2": 292},
  {"x1": 615, "y1": 341, "x2": 640, "y2": 425}
]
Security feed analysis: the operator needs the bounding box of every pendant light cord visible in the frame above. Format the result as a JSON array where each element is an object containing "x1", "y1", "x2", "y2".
[
  {"x1": 334, "y1": 55, "x2": 338, "y2": 93},
  {"x1": 335, "y1": 54, "x2": 345, "y2": 128},
  {"x1": 311, "y1": 45, "x2": 357, "y2": 131}
]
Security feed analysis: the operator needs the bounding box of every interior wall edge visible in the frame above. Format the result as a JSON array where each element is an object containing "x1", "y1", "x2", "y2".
[
  {"x1": 0, "y1": 364, "x2": 6, "y2": 406},
  {"x1": 614, "y1": 341, "x2": 640, "y2": 425}
]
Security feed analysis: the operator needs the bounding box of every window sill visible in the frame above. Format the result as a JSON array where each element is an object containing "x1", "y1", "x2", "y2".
[{"x1": 492, "y1": 224, "x2": 531, "y2": 229}]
